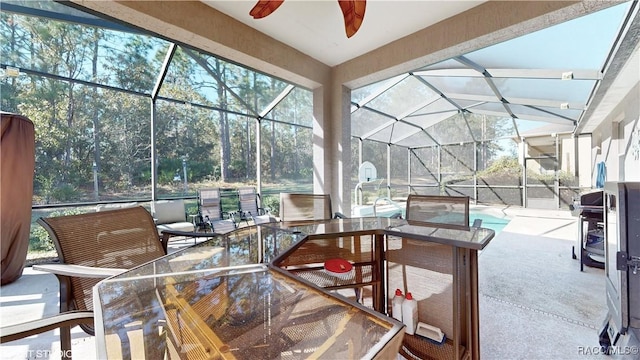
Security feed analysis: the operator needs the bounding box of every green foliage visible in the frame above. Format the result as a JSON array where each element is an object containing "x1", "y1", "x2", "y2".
[
  {"x1": 34, "y1": 175, "x2": 79, "y2": 203},
  {"x1": 475, "y1": 156, "x2": 577, "y2": 186},
  {"x1": 479, "y1": 156, "x2": 521, "y2": 176},
  {"x1": 51, "y1": 184, "x2": 78, "y2": 202},
  {"x1": 29, "y1": 208, "x2": 84, "y2": 252},
  {"x1": 229, "y1": 159, "x2": 248, "y2": 179},
  {"x1": 35, "y1": 174, "x2": 55, "y2": 204},
  {"x1": 189, "y1": 160, "x2": 218, "y2": 183},
  {"x1": 476, "y1": 156, "x2": 521, "y2": 186},
  {"x1": 220, "y1": 196, "x2": 239, "y2": 213},
  {"x1": 526, "y1": 169, "x2": 577, "y2": 185},
  {"x1": 261, "y1": 195, "x2": 280, "y2": 216},
  {"x1": 185, "y1": 204, "x2": 199, "y2": 216},
  {"x1": 158, "y1": 158, "x2": 185, "y2": 185},
  {"x1": 30, "y1": 225, "x2": 56, "y2": 252},
  {"x1": 3, "y1": 12, "x2": 315, "y2": 204}
]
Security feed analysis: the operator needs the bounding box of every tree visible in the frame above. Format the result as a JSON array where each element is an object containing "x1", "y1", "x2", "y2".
[{"x1": 1, "y1": 9, "x2": 316, "y2": 202}]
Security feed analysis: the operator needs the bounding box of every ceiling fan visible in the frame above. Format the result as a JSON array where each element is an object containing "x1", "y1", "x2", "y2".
[{"x1": 249, "y1": 0, "x2": 367, "y2": 38}]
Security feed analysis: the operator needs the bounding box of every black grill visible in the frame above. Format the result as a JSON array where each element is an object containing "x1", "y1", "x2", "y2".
[
  {"x1": 571, "y1": 189, "x2": 603, "y2": 222},
  {"x1": 571, "y1": 189, "x2": 604, "y2": 271}
]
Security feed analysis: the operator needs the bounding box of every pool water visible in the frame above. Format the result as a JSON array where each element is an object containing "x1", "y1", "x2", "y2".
[
  {"x1": 469, "y1": 212, "x2": 511, "y2": 234},
  {"x1": 351, "y1": 202, "x2": 511, "y2": 234}
]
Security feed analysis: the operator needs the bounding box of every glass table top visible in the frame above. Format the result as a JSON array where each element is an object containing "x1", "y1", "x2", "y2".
[
  {"x1": 385, "y1": 223, "x2": 495, "y2": 250},
  {"x1": 280, "y1": 217, "x2": 406, "y2": 236},
  {"x1": 94, "y1": 218, "x2": 494, "y2": 359},
  {"x1": 95, "y1": 264, "x2": 403, "y2": 359},
  {"x1": 116, "y1": 225, "x2": 305, "y2": 279},
  {"x1": 280, "y1": 217, "x2": 494, "y2": 250}
]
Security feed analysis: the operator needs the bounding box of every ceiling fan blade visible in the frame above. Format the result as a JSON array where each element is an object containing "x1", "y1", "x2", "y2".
[
  {"x1": 338, "y1": 0, "x2": 366, "y2": 38},
  {"x1": 250, "y1": 0, "x2": 285, "y2": 19}
]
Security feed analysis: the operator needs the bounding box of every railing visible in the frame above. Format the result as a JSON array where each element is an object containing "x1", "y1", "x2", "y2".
[{"x1": 408, "y1": 184, "x2": 586, "y2": 209}]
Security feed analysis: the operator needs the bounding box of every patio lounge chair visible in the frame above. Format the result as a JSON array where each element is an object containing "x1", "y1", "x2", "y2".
[
  {"x1": 233, "y1": 186, "x2": 268, "y2": 225},
  {"x1": 253, "y1": 213, "x2": 277, "y2": 224},
  {"x1": 196, "y1": 188, "x2": 236, "y2": 234},
  {"x1": 30, "y1": 206, "x2": 168, "y2": 359}
]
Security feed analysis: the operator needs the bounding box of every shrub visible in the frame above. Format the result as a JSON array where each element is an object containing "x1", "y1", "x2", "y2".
[
  {"x1": 30, "y1": 225, "x2": 56, "y2": 252},
  {"x1": 479, "y1": 156, "x2": 521, "y2": 176},
  {"x1": 29, "y1": 208, "x2": 85, "y2": 252},
  {"x1": 477, "y1": 156, "x2": 522, "y2": 186},
  {"x1": 262, "y1": 195, "x2": 280, "y2": 216},
  {"x1": 51, "y1": 184, "x2": 78, "y2": 202}
]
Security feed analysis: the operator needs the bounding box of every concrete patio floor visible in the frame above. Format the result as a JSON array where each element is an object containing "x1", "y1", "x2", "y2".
[{"x1": 0, "y1": 207, "x2": 609, "y2": 359}]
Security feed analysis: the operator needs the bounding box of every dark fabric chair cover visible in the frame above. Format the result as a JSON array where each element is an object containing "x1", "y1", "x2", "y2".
[{"x1": 1, "y1": 113, "x2": 36, "y2": 285}]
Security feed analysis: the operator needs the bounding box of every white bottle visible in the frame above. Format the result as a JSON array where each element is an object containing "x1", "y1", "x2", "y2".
[
  {"x1": 402, "y1": 292, "x2": 418, "y2": 335},
  {"x1": 392, "y1": 288, "x2": 404, "y2": 322}
]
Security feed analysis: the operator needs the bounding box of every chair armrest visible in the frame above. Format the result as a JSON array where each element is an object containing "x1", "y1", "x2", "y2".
[
  {"x1": 160, "y1": 229, "x2": 221, "y2": 253},
  {"x1": 33, "y1": 264, "x2": 126, "y2": 278},
  {"x1": 160, "y1": 229, "x2": 222, "y2": 238},
  {"x1": 189, "y1": 214, "x2": 202, "y2": 225},
  {"x1": 0, "y1": 311, "x2": 94, "y2": 343},
  {"x1": 334, "y1": 212, "x2": 347, "y2": 219}
]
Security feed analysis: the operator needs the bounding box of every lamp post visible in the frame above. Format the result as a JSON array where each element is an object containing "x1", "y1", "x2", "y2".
[
  {"x1": 93, "y1": 161, "x2": 99, "y2": 200},
  {"x1": 182, "y1": 157, "x2": 188, "y2": 193}
]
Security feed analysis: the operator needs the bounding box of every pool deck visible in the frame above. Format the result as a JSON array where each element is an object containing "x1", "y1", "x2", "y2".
[
  {"x1": 477, "y1": 206, "x2": 607, "y2": 359},
  {"x1": 0, "y1": 206, "x2": 610, "y2": 359}
]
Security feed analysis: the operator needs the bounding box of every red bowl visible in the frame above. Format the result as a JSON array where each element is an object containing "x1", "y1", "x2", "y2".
[{"x1": 324, "y1": 258, "x2": 353, "y2": 279}]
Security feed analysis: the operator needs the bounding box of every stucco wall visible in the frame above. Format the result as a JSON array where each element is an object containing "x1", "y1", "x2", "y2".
[{"x1": 592, "y1": 81, "x2": 640, "y2": 183}]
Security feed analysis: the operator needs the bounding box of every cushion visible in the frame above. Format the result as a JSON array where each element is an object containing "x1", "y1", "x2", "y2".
[
  {"x1": 152, "y1": 200, "x2": 186, "y2": 224},
  {"x1": 253, "y1": 214, "x2": 275, "y2": 225},
  {"x1": 156, "y1": 222, "x2": 195, "y2": 234},
  {"x1": 210, "y1": 219, "x2": 236, "y2": 234},
  {"x1": 96, "y1": 202, "x2": 138, "y2": 212}
]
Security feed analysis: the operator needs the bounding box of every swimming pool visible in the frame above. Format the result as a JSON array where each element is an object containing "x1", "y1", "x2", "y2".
[
  {"x1": 352, "y1": 202, "x2": 511, "y2": 234},
  {"x1": 469, "y1": 212, "x2": 511, "y2": 234}
]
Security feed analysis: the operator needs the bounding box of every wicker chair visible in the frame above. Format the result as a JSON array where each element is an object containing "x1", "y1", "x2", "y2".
[
  {"x1": 31, "y1": 206, "x2": 167, "y2": 359},
  {"x1": 0, "y1": 311, "x2": 94, "y2": 341}
]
